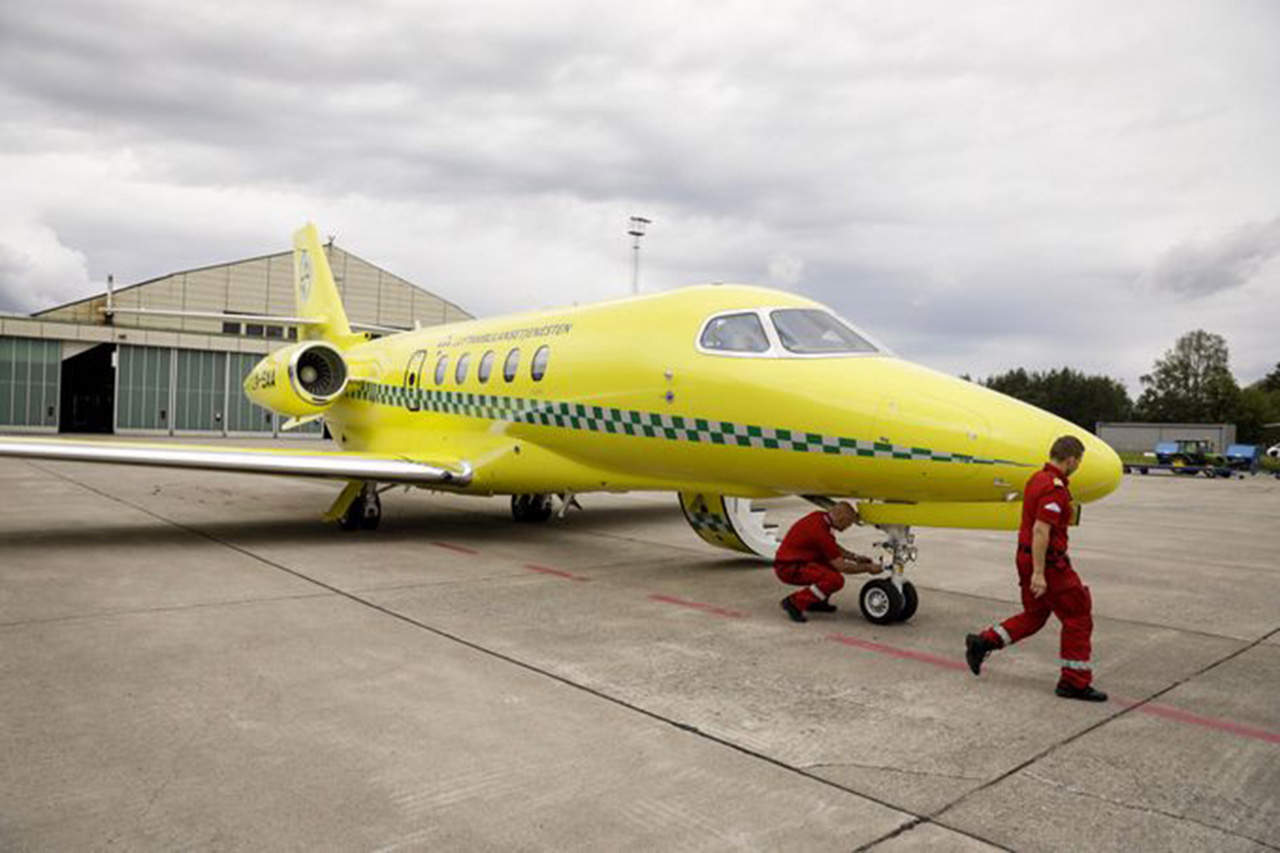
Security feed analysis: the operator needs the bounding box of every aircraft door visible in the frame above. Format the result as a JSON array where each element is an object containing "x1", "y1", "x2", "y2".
[{"x1": 404, "y1": 350, "x2": 427, "y2": 411}]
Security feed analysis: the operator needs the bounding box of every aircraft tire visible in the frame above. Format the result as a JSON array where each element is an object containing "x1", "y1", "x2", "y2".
[
  {"x1": 898, "y1": 581, "x2": 919, "y2": 622},
  {"x1": 511, "y1": 493, "x2": 554, "y2": 523},
  {"x1": 859, "y1": 579, "x2": 904, "y2": 625}
]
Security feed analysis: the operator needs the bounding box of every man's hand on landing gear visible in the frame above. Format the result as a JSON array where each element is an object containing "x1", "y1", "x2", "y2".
[{"x1": 836, "y1": 556, "x2": 882, "y2": 575}]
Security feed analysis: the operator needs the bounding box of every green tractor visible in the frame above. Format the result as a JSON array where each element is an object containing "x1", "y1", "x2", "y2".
[{"x1": 1154, "y1": 440, "x2": 1227, "y2": 476}]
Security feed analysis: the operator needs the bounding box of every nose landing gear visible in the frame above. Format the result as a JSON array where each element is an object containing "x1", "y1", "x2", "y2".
[{"x1": 858, "y1": 524, "x2": 919, "y2": 624}]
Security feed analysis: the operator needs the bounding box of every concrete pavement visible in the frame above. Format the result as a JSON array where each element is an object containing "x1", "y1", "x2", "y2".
[{"x1": 1, "y1": 442, "x2": 1277, "y2": 851}]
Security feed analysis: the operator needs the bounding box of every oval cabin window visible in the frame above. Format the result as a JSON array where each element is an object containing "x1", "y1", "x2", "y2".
[{"x1": 531, "y1": 345, "x2": 550, "y2": 381}]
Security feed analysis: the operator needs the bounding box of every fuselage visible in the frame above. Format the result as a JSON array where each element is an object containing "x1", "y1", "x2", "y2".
[{"x1": 321, "y1": 285, "x2": 1122, "y2": 504}]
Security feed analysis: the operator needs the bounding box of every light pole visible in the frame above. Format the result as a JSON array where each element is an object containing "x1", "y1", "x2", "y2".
[{"x1": 628, "y1": 216, "x2": 651, "y2": 295}]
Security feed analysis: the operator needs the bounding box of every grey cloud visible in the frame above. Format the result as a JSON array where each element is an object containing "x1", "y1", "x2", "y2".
[
  {"x1": 1140, "y1": 217, "x2": 1280, "y2": 298},
  {"x1": 0, "y1": 0, "x2": 1277, "y2": 390}
]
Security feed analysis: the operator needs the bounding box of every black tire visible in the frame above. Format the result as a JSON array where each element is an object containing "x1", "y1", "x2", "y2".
[
  {"x1": 511, "y1": 493, "x2": 554, "y2": 523},
  {"x1": 1140, "y1": 467, "x2": 1149, "y2": 475},
  {"x1": 898, "y1": 581, "x2": 919, "y2": 622},
  {"x1": 859, "y1": 579, "x2": 904, "y2": 625}
]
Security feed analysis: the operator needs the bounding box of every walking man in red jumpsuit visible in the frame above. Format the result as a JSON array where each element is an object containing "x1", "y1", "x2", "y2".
[
  {"x1": 776, "y1": 501, "x2": 881, "y2": 622},
  {"x1": 965, "y1": 435, "x2": 1107, "y2": 701}
]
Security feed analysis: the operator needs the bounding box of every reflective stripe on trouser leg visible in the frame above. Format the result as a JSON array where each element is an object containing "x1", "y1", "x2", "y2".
[
  {"x1": 993, "y1": 624, "x2": 1012, "y2": 647},
  {"x1": 1060, "y1": 659, "x2": 1092, "y2": 671},
  {"x1": 808, "y1": 584, "x2": 827, "y2": 602}
]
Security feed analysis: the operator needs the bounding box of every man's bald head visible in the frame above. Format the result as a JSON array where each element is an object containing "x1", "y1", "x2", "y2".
[{"x1": 829, "y1": 501, "x2": 859, "y2": 530}]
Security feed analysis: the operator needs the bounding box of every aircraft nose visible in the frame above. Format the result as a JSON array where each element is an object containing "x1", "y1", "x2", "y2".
[{"x1": 1073, "y1": 433, "x2": 1124, "y2": 503}]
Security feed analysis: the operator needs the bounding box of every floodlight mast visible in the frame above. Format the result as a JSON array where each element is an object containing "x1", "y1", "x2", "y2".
[{"x1": 628, "y1": 216, "x2": 650, "y2": 295}]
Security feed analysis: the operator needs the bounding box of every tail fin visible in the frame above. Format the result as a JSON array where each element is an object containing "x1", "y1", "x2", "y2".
[{"x1": 293, "y1": 223, "x2": 352, "y2": 342}]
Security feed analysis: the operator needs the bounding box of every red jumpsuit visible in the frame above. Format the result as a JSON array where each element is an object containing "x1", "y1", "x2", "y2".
[
  {"x1": 981, "y1": 462, "x2": 1094, "y2": 688},
  {"x1": 774, "y1": 511, "x2": 844, "y2": 612}
]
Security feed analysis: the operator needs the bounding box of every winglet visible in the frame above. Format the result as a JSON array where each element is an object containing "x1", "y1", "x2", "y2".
[{"x1": 293, "y1": 223, "x2": 353, "y2": 341}]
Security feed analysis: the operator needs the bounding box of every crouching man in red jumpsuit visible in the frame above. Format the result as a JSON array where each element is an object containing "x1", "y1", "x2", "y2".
[
  {"x1": 776, "y1": 501, "x2": 881, "y2": 622},
  {"x1": 966, "y1": 435, "x2": 1107, "y2": 701}
]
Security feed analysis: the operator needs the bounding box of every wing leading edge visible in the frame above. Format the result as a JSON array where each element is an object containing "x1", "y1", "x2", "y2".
[{"x1": 0, "y1": 437, "x2": 472, "y2": 486}]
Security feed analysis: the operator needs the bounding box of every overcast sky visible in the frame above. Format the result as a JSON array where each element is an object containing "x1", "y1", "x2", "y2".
[{"x1": 1, "y1": 0, "x2": 1277, "y2": 388}]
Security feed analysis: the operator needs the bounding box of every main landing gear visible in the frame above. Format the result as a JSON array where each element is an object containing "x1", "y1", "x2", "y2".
[
  {"x1": 338, "y1": 483, "x2": 382, "y2": 531},
  {"x1": 510, "y1": 493, "x2": 582, "y2": 523},
  {"x1": 858, "y1": 524, "x2": 919, "y2": 625}
]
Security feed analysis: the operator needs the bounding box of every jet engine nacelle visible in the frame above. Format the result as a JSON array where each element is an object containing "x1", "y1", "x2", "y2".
[{"x1": 244, "y1": 341, "x2": 349, "y2": 418}]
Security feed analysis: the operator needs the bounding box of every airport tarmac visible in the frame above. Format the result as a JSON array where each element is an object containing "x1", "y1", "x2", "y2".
[{"x1": 1, "y1": 439, "x2": 1277, "y2": 852}]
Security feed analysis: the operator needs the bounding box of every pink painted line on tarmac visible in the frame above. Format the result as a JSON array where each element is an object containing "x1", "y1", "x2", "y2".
[
  {"x1": 826, "y1": 633, "x2": 970, "y2": 671},
  {"x1": 1114, "y1": 697, "x2": 1280, "y2": 745},
  {"x1": 524, "y1": 564, "x2": 591, "y2": 582},
  {"x1": 431, "y1": 541, "x2": 479, "y2": 555},
  {"x1": 649, "y1": 594, "x2": 749, "y2": 619},
  {"x1": 826, "y1": 633, "x2": 1280, "y2": 745}
]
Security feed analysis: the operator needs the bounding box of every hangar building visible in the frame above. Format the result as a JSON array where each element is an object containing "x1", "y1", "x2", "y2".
[
  {"x1": 0, "y1": 244, "x2": 470, "y2": 437},
  {"x1": 1096, "y1": 422, "x2": 1237, "y2": 453}
]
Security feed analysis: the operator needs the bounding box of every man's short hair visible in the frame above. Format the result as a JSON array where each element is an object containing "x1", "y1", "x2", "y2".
[{"x1": 1050, "y1": 435, "x2": 1086, "y2": 461}]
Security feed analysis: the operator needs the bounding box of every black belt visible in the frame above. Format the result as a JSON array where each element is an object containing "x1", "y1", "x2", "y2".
[{"x1": 1019, "y1": 543, "x2": 1066, "y2": 557}]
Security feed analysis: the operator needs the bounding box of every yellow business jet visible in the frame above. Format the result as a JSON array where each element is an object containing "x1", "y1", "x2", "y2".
[{"x1": 0, "y1": 224, "x2": 1123, "y2": 624}]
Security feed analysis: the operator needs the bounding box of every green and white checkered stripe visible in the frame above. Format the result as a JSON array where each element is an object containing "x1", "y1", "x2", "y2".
[
  {"x1": 348, "y1": 382, "x2": 1030, "y2": 468},
  {"x1": 685, "y1": 509, "x2": 736, "y2": 535}
]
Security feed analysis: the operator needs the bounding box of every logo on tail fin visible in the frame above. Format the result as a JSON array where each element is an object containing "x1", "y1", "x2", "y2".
[{"x1": 298, "y1": 251, "x2": 313, "y2": 303}]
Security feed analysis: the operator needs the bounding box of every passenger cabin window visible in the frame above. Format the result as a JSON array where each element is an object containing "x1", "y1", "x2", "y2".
[
  {"x1": 434, "y1": 354, "x2": 449, "y2": 385},
  {"x1": 503, "y1": 348, "x2": 520, "y2": 382},
  {"x1": 478, "y1": 350, "x2": 495, "y2": 383},
  {"x1": 700, "y1": 313, "x2": 770, "y2": 353},
  {"x1": 770, "y1": 309, "x2": 877, "y2": 354},
  {"x1": 455, "y1": 352, "x2": 471, "y2": 384},
  {"x1": 531, "y1": 345, "x2": 549, "y2": 381}
]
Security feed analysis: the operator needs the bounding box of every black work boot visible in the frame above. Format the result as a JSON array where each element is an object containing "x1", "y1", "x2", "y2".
[
  {"x1": 780, "y1": 596, "x2": 807, "y2": 623},
  {"x1": 965, "y1": 633, "x2": 996, "y2": 676},
  {"x1": 808, "y1": 600, "x2": 837, "y2": 614},
  {"x1": 1056, "y1": 683, "x2": 1108, "y2": 702}
]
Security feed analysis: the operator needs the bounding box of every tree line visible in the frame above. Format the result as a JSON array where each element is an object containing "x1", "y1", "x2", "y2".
[{"x1": 969, "y1": 331, "x2": 1280, "y2": 444}]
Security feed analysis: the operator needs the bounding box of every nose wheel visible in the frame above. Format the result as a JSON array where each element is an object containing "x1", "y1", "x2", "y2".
[
  {"x1": 859, "y1": 524, "x2": 919, "y2": 624},
  {"x1": 858, "y1": 579, "x2": 918, "y2": 624}
]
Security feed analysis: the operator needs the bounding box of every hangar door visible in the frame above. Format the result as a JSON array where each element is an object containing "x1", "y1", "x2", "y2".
[
  {"x1": 115, "y1": 344, "x2": 320, "y2": 436},
  {"x1": 0, "y1": 336, "x2": 60, "y2": 431},
  {"x1": 116, "y1": 345, "x2": 172, "y2": 431}
]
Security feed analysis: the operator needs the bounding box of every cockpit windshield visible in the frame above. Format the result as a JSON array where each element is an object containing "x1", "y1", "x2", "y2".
[
  {"x1": 770, "y1": 309, "x2": 878, "y2": 354},
  {"x1": 699, "y1": 312, "x2": 771, "y2": 353}
]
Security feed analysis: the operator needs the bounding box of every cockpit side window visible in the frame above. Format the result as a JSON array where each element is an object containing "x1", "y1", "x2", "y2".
[
  {"x1": 770, "y1": 309, "x2": 878, "y2": 354},
  {"x1": 699, "y1": 312, "x2": 771, "y2": 353}
]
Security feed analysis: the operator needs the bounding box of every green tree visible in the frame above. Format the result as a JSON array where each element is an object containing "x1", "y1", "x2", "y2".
[
  {"x1": 1235, "y1": 387, "x2": 1280, "y2": 444},
  {"x1": 1136, "y1": 330, "x2": 1240, "y2": 422},
  {"x1": 1257, "y1": 362, "x2": 1280, "y2": 393},
  {"x1": 982, "y1": 367, "x2": 1133, "y2": 433}
]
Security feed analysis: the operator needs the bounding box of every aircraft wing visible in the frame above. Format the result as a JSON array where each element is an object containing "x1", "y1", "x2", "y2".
[{"x1": 0, "y1": 437, "x2": 472, "y2": 486}]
